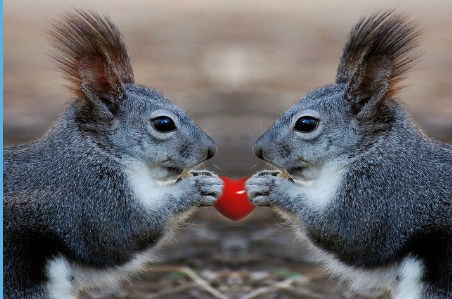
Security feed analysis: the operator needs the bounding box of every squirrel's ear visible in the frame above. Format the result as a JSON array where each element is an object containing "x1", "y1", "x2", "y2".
[
  {"x1": 50, "y1": 10, "x2": 134, "y2": 114},
  {"x1": 335, "y1": 11, "x2": 420, "y2": 115}
]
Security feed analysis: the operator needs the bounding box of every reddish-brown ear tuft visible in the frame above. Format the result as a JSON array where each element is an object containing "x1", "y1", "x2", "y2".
[
  {"x1": 336, "y1": 11, "x2": 421, "y2": 114},
  {"x1": 49, "y1": 9, "x2": 134, "y2": 101}
]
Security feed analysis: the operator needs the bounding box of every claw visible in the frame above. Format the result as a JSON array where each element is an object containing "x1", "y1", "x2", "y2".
[
  {"x1": 201, "y1": 191, "x2": 217, "y2": 197},
  {"x1": 258, "y1": 171, "x2": 279, "y2": 177},
  {"x1": 253, "y1": 191, "x2": 270, "y2": 197},
  {"x1": 190, "y1": 171, "x2": 212, "y2": 177}
]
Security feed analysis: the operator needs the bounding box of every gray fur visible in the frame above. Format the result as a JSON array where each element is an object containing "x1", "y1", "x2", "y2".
[
  {"x1": 247, "y1": 11, "x2": 451, "y2": 298},
  {"x1": 4, "y1": 11, "x2": 222, "y2": 298}
]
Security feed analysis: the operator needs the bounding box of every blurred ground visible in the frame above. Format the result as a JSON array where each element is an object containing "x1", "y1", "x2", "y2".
[{"x1": 4, "y1": 1, "x2": 452, "y2": 298}]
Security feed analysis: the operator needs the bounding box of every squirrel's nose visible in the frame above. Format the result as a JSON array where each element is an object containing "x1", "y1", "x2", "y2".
[
  {"x1": 253, "y1": 146, "x2": 264, "y2": 160},
  {"x1": 206, "y1": 145, "x2": 216, "y2": 160}
]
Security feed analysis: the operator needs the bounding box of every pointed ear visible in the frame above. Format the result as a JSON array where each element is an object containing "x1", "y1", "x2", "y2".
[
  {"x1": 336, "y1": 11, "x2": 420, "y2": 116},
  {"x1": 50, "y1": 10, "x2": 134, "y2": 114}
]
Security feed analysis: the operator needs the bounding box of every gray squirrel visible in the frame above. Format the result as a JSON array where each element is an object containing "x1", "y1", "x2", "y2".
[
  {"x1": 246, "y1": 11, "x2": 452, "y2": 299},
  {"x1": 3, "y1": 10, "x2": 223, "y2": 299}
]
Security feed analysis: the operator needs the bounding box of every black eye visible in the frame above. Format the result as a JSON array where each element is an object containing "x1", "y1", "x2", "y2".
[
  {"x1": 294, "y1": 116, "x2": 319, "y2": 133},
  {"x1": 151, "y1": 116, "x2": 176, "y2": 133}
]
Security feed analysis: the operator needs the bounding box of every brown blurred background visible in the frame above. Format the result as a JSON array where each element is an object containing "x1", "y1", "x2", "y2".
[{"x1": 4, "y1": 1, "x2": 452, "y2": 298}]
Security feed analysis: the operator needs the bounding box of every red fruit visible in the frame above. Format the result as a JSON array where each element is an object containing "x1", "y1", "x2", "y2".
[{"x1": 213, "y1": 176, "x2": 255, "y2": 221}]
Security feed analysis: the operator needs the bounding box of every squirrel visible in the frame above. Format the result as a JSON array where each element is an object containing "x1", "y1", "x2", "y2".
[
  {"x1": 3, "y1": 10, "x2": 223, "y2": 299},
  {"x1": 246, "y1": 11, "x2": 452, "y2": 299}
]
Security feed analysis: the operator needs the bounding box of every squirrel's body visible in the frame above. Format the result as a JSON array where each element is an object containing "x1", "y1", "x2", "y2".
[
  {"x1": 4, "y1": 12, "x2": 222, "y2": 298},
  {"x1": 247, "y1": 12, "x2": 452, "y2": 298},
  {"x1": 294, "y1": 99, "x2": 451, "y2": 297}
]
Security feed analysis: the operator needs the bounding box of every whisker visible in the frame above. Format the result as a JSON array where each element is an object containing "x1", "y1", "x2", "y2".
[
  {"x1": 211, "y1": 163, "x2": 224, "y2": 171},
  {"x1": 247, "y1": 163, "x2": 259, "y2": 170},
  {"x1": 192, "y1": 162, "x2": 206, "y2": 171},
  {"x1": 265, "y1": 162, "x2": 279, "y2": 170}
]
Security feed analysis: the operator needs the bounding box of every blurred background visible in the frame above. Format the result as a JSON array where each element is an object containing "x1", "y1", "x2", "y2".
[{"x1": 4, "y1": 1, "x2": 452, "y2": 298}]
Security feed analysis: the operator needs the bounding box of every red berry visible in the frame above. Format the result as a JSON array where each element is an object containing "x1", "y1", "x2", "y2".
[{"x1": 213, "y1": 176, "x2": 255, "y2": 221}]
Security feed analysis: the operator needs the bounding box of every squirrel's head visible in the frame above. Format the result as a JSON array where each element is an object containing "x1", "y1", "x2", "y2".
[
  {"x1": 50, "y1": 10, "x2": 216, "y2": 180},
  {"x1": 253, "y1": 11, "x2": 420, "y2": 178}
]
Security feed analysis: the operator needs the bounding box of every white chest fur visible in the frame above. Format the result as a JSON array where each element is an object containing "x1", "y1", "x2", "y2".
[
  {"x1": 123, "y1": 161, "x2": 175, "y2": 210},
  {"x1": 290, "y1": 161, "x2": 346, "y2": 210}
]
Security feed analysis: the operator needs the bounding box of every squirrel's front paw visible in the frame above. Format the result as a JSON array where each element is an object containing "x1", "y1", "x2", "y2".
[
  {"x1": 183, "y1": 170, "x2": 223, "y2": 207},
  {"x1": 246, "y1": 171, "x2": 292, "y2": 207}
]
